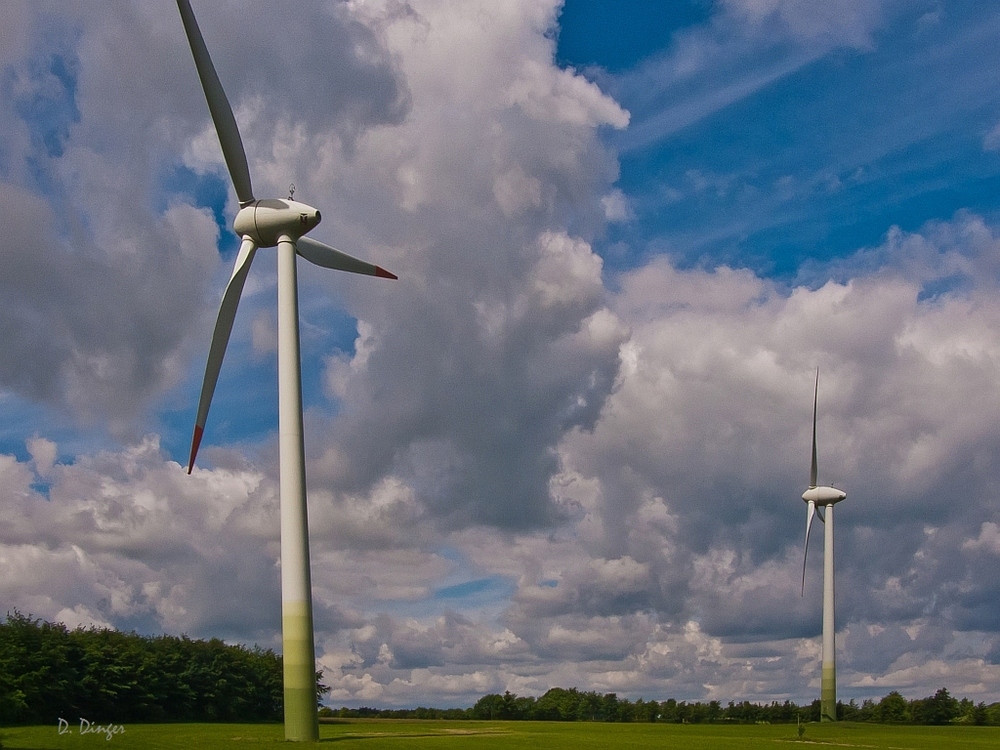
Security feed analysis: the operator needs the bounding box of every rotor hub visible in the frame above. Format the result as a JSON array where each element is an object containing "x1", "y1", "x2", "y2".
[{"x1": 233, "y1": 198, "x2": 321, "y2": 247}]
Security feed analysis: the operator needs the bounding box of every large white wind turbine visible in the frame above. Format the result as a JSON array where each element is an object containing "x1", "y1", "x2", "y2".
[
  {"x1": 801, "y1": 368, "x2": 846, "y2": 723},
  {"x1": 175, "y1": 0, "x2": 396, "y2": 741}
]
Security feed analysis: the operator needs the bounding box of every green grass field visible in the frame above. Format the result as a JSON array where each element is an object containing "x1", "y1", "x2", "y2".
[{"x1": 2, "y1": 719, "x2": 998, "y2": 749}]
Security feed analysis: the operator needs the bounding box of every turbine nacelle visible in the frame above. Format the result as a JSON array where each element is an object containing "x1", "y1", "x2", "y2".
[
  {"x1": 233, "y1": 199, "x2": 322, "y2": 247},
  {"x1": 802, "y1": 485, "x2": 846, "y2": 506}
]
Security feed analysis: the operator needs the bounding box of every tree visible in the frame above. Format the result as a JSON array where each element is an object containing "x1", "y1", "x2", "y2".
[
  {"x1": 914, "y1": 688, "x2": 959, "y2": 725},
  {"x1": 575, "y1": 691, "x2": 603, "y2": 721},
  {"x1": 839, "y1": 699, "x2": 860, "y2": 721},
  {"x1": 806, "y1": 699, "x2": 822, "y2": 723},
  {"x1": 660, "y1": 698, "x2": 678, "y2": 723},
  {"x1": 500, "y1": 690, "x2": 518, "y2": 720},
  {"x1": 470, "y1": 693, "x2": 504, "y2": 720},
  {"x1": 706, "y1": 700, "x2": 722, "y2": 722},
  {"x1": 877, "y1": 691, "x2": 908, "y2": 723},
  {"x1": 601, "y1": 693, "x2": 621, "y2": 722},
  {"x1": 857, "y1": 698, "x2": 877, "y2": 722},
  {"x1": 634, "y1": 697, "x2": 659, "y2": 722},
  {"x1": 0, "y1": 613, "x2": 73, "y2": 722}
]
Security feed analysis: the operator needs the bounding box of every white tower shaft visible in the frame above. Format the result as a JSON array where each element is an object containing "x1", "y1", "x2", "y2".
[
  {"x1": 821, "y1": 503, "x2": 836, "y2": 722},
  {"x1": 277, "y1": 237, "x2": 319, "y2": 741},
  {"x1": 176, "y1": 3, "x2": 397, "y2": 741}
]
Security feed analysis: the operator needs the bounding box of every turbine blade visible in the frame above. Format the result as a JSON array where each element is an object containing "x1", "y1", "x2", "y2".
[
  {"x1": 296, "y1": 235, "x2": 397, "y2": 279},
  {"x1": 810, "y1": 367, "x2": 819, "y2": 488},
  {"x1": 801, "y1": 500, "x2": 816, "y2": 596},
  {"x1": 176, "y1": 0, "x2": 255, "y2": 206},
  {"x1": 188, "y1": 237, "x2": 258, "y2": 473}
]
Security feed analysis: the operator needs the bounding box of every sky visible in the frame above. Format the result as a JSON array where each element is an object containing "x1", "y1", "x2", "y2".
[{"x1": 2, "y1": 0, "x2": 1000, "y2": 709}]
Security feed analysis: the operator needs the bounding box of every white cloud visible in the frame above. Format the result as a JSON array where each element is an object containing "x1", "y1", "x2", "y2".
[
  {"x1": 721, "y1": 0, "x2": 885, "y2": 48},
  {"x1": 964, "y1": 522, "x2": 1000, "y2": 555},
  {"x1": 3, "y1": 0, "x2": 1000, "y2": 712},
  {"x1": 26, "y1": 435, "x2": 57, "y2": 478},
  {"x1": 984, "y1": 122, "x2": 1000, "y2": 152},
  {"x1": 601, "y1": 189, "x2": 631, "y2": 223},
  {"x1": 506, "y1": 59, "x2": 630, "y2": 129},
  {"x1": 532, "y1": 231, "x2": 604, "y2": 309}
]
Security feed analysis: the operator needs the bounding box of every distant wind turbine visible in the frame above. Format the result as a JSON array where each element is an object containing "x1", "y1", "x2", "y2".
[
  {"x1": 175, "y1": 0, "x2": 396, "y2": 740},
  {"x1": 800, "y1": 368, "x2": 846, "y2": 723}
]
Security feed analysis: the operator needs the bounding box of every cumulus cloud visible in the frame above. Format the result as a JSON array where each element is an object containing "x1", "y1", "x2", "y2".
[
  {"x1": 3, "y1": 0, "x2": 1000, "y2": 712},
  {"x1": 0, "y1": 1, "x2": 408, "y2": 430},
  {"x1": 964, "y1": 523, "x2": 1000, "y2": 555},
  {"x1": 270, "y1": 0, "x2": 632, "y2": 534},
  {"x1": 531, "y1": 214, "x2": 1000, "y2": 697},
  {"x1": 0, "y1": 436, "x2": 281, "y2": 638},
  {"x1": 7, "y1": 212, "x2": 1000, "y2": 705}
]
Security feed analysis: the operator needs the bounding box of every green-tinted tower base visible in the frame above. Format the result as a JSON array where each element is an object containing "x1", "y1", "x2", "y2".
[
  {"x1": 821, "y1": 664, "x2": 836, "y2": 721},
  {"x1": 282, "y1": 606, "x2": 318, "y2": 741}
]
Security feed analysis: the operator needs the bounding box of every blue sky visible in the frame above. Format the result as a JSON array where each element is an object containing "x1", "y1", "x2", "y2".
[
  {"x1": 3, "y1": 0, "x2": 1000, "y2": 709},
  {"x1": 573, "y1": 2, "x2": 1000, "y2": 278}
]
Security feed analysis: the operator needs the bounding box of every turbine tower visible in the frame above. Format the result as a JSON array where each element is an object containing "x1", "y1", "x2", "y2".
[
  {"x1": 175, "y1": 1, "x2": 396, "y2": 740},
  {"x1": 801, "y1": 368, "x2": 846, "y2": 723}
]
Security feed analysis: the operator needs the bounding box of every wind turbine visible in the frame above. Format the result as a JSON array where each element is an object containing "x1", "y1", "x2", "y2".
[
  {"x1": 175, "y1": 0, "x2": 396, "y2": 740},
  {"x1": 800, "y1": 368, "x2": 846, "y2": 723}
]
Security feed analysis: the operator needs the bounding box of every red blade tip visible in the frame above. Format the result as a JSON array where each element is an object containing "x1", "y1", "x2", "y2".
[
  {"x1": 187, "y1": 425, "x2": 204, "y2": 474},
  {"x1": 375, "y1": 266, "x2": 397, "y2": 280}
]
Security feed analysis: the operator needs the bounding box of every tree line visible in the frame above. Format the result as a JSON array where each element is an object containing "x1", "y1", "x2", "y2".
[
  {"x1": 0, "y1": 612, "x2": 327, "y2": 725},
  {"x1": 329, "y1": 686, "x2": 1000, "y2": 725},
  {"x1": 4, "y1": 614, "x2": 999, "y2": 726}
]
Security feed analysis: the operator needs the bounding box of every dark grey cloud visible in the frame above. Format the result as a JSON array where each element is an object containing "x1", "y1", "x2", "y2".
[
  {"x1": 167, "y1": 0, "x2": 410, "y2": 154},
  {"x1": 0, "y1": 182, "x2": 218, "y2": 425}
]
